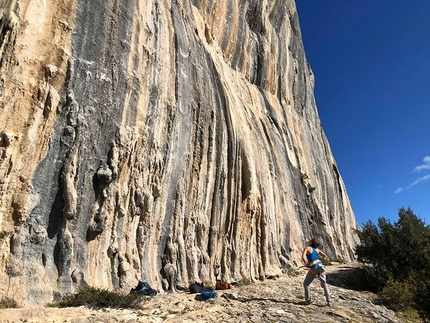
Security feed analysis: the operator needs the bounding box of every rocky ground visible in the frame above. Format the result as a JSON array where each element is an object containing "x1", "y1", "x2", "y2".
[{"x1": 0, "y1": 263, "x2": 419, "y2": 323}]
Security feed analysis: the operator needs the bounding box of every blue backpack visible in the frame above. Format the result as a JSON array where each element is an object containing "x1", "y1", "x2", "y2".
[{"x1": 201, "y1": 286, "x2": 216, "y2": 299}]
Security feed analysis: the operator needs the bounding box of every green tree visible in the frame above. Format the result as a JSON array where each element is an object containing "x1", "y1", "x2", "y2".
[
  {"x1": 415, "y1": 278, "x2": 430, "y2": 322},
  {"x1": 355, "y1": 207, "x2": 430, "y2": 321},
  {"x1": 356, "y1": 207, "x2": 430, "y2": 283}
]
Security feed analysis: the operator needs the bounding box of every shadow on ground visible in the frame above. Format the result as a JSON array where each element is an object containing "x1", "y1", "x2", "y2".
[{"x1": 326, "y1": 262, "x2": 367, "y2": 290}]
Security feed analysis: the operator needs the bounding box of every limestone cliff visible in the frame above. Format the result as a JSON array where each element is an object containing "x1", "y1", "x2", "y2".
[{"x1": 0, "y1": 0, "x2": 359, "y2": 304}]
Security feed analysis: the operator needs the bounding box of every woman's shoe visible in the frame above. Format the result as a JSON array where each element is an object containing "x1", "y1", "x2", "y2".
[{"x1": 298, "y1": 300, "x2": 311, "y2": 305}]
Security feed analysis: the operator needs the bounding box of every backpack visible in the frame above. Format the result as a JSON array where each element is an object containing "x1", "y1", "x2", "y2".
[
  {"x1": 215, "y1": 280, "x2": 232, "y2": 290},
  {"x1": 189, "y1": 282, "x2": 204, "y2": 294},
  {"x1": 134, "y1": 281, "x2": 157, "y2": 296},
  {"x1": 201, "y1": 286, "x2": 216, "y2": 299}
]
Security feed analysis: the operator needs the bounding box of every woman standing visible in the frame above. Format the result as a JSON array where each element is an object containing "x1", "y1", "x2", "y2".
[{"x1": 300, "y1": 238, "x2": 332, "y2": 306}]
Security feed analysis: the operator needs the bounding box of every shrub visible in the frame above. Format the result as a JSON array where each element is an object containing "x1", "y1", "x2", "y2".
[
  {"x1": 354, "y1": 207, "x2": 430, "y2": 322},
  {"x1": 401, "y1": 307, "x2": 421, "y2": 321},
  {"x1": 0, "y1": 297, "x2": 18, "y2": 309},
  {"x1": 355, "y1": 207, "x2": 430, "y2": 287},
  {"x1": 378, "y1": 278, "x2": 415, "y2": 312},
  {"x1": 321, "y1": 257, "x2": 345, "y2": 266},
  {"x1": 321, "y1": 258, "x2": 330, "y2": 266},
  {"x1": 414, "y1": 277, "x2": 430, "y2": 323},
  {"x1": 48, "y1": 287, "x2": 147, "y2": 310},
  {"x1": 236, "y1": 277, "x2": 252, "y2": 287}
]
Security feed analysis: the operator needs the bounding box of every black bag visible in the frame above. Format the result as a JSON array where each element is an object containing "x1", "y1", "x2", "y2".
[
  {"x1": 134, "y1": 281, "x2": 157, "y2": 296},
  {"x1": 189, "y1": 282, "x2": 204, "y2": 294}
]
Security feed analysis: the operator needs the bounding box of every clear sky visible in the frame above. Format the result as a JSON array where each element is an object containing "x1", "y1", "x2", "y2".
[{"x1": 295, "y1": 1, "x2": 430, "y2": 227}]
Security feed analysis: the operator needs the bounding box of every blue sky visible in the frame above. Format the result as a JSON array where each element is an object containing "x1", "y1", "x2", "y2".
[{"x1": 295, "y1": 1, "x2": 430, "y2": 227}]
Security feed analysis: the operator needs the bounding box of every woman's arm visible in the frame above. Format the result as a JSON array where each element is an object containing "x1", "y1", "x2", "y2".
[
  {"x1": 317, "y1": 248, "x2": 327, "y2": 259},
  {"x1": 301, "y1": 246, "x2": 310, "y2": 265}
]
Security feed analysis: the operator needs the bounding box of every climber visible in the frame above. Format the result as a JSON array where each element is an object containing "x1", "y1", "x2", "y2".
[{"x1": 299, "y1": 238, "x2": 332, "y2": 307}]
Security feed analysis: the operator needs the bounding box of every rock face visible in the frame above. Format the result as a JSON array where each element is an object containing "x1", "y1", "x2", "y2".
[{"x1": 0, "y1": 0, "x2": 359, "y2": 304}]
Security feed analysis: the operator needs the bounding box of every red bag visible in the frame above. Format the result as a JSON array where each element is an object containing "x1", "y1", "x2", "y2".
[{"x1": 215, "y1": 280, "x2": 232, "y2": 290}]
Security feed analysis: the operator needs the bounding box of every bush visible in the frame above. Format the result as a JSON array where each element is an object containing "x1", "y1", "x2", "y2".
[
  {"x1": 414, "y1": 277, "x2": 430, "y2": 322},
  {"x1": 236, "y1": 277, "x2": 252, "y2": 287},
  {"x1": 378, "y1": 278, "x2": 415, "y2": 312},
  {"x1": 0, "y1": 297, "x2": 18, "y2": 309},
  {"x1": 355, "y1": 207, "x2": 430, "y2": 286},
  {"x1": 354, "y1": 207, "x2": 430, "y2": 322},
  {"x1": 321, "y1": 257, "x2": 345, "y2": 266},
  {"x1": 48, "y1": 287, "x2": 147, "y2": 310}
]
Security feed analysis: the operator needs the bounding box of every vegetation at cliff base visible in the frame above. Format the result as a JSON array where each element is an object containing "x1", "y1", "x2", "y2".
[
  {"x1": 355, "y1": 207, "x2": 430, "y2": 322},
  {"x1": 47, "y1": 287, "x2": 147, "y2": 309},
  {"x1": 0, "y1": 297, "x2": 18, "y2": 309}
]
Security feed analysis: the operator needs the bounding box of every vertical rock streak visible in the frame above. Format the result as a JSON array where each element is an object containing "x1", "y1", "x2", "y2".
[{"x1": 0, "y1": 0, "x2": 358, "y2": 303}]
